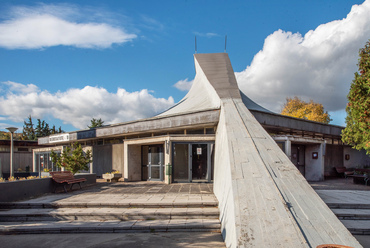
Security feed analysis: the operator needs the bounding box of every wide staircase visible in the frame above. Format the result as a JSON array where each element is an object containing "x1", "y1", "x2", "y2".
[
  {"x1": 316, "y1": 190, "x2": 370, "y2": 236},
  {"x1": 329, "y1": 202, "x2": 370, "y2": 235},
  {"x1": 0, "y1": 183, "x2": 221, "y2": 234}
]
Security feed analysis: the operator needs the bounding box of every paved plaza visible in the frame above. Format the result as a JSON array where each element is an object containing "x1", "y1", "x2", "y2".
[
  {"x1": 1, "y1": 180, "x2": 370, "y2": 247},
  {"x1": 0, "y1": 181, "x2": 225, "y2": 247}
]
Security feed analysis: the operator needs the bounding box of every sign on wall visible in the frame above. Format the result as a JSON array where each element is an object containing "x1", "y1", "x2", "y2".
[{"x1": 49, "y1": 134, "x2": 70, "y2": 143}]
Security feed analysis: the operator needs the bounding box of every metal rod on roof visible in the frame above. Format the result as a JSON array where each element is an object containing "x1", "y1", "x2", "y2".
[
  {"x1": 195, "y1": 36, "x2": 197, "y2": 54},
  {"x1": 224, "y1": 35, "x2": 227, "y2": 53}
]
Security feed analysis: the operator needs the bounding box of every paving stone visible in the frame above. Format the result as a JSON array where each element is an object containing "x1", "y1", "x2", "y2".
[{"x1": 0, "y1": 182, "x2": 220, "y2": 236}]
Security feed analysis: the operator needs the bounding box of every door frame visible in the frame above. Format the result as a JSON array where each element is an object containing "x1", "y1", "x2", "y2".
[
  {"x1": 292, "y1": 144, "x2": 306, "y2": 176},
  {"x1": 172, "y1": 142, "x2": 214, "y2": 183},
  {"x1": 142, "y1": 144, "x2": 164, "y2": 181}
]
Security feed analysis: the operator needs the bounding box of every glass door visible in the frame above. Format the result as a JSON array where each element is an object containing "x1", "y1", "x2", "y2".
[
  {"x1": 191, "y1": 144, "x2": 208, "y2": 181},
  {"x1": 148, "y1": 145, "x2": 163, "y2": 181},
  {"x1": 172, "y1": 142, "x2": 214, "y2": 183},
  {"x1": 173, "y1": 144, "x2": 189, "y2": 182}
]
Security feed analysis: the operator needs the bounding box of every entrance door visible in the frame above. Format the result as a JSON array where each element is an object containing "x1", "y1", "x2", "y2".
[
  {"x1": 173, "y1": 144, "x2": 189, "y2": 181},
  {"x1": 192, "y1": 144, "x2": 208, "y2": 181},
  {"x1": 172, "y1": 143, "x2": 213, "y2": 183},
  {"x1": 142, "y1": 145, "x2": 163, "y2": 181},
  {"x1": 291, "y1": 144, "x2": 305, "y2": 176}
]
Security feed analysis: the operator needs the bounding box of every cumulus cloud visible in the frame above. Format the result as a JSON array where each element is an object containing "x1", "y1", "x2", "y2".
[
  {"x1": 173, "y1": 78, "x2": 193, "y2": 91},
  {"x1": 0, "y1": 82, "x2": 174, "y2": 129},
  {"x1": 0, "y1": 4, "x2": 137, "y2": 49},
  {"x1": 235, "y1": 0, "x2": 370, "y2": 115},
  {"x1": 3, "y1": 81, "x2": 39, "y2": 94}
]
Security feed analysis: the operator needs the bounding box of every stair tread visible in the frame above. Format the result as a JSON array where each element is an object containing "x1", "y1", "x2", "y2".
[
  {"x1": 0, "y1": 202, "x2": 218, "y2": 209},
  {"x1": 0, "y1": 207, "x2": 219, "y2": 216},
  {"x1": 341, "y1": 219, "x2": 370, "y2": 229},
  {"x1": 0, "y1": 219, "x2": 221, "y2": 234},
  {"x1": 332, "y1": 209, "x2": 370, "y2": 215}
]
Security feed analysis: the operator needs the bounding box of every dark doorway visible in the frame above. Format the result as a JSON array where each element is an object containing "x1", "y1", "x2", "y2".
[
  {"x1": 291, "y1": 144, "x2": 305, "y2": 176},
  {"x1": 172, "y1": 142, "x2": 214, "y2": 183},
  {"x1": 192, "y1": 144, "x2": 208, "y2": 181}
]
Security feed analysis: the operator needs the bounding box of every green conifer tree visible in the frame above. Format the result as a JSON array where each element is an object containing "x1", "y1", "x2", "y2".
[
  {"x1": 51, "y1": 142, "x2": 92, "y2": 174},
  {"x1": 22, "y1": 115, "x2": 36, "y2": 140}
]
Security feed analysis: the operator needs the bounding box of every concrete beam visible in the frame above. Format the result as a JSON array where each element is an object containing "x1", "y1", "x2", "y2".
[
  {"x1": 251, "y1": 110, "x2": 343, "y2": 138},
  {"x1": 39, "y1": 109, "x2": 219, "y2": 145}
]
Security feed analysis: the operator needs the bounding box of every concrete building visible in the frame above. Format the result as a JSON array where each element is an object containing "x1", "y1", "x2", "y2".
[
  {"x1": 0, "y1": 140, "x2": 41, "y2": 178},
  {"x1": 35, "y1": 53, "x2": 364, "y2": 247}
]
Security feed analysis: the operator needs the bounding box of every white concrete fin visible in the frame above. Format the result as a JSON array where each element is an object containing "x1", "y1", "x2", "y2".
[{"x1": 198, "y1": 53, "x2": 363, "y2": 247}]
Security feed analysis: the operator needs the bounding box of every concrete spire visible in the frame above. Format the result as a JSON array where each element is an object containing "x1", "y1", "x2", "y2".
[{"x1": 168, "y1": 52, "x2": 361, "y2": 247}]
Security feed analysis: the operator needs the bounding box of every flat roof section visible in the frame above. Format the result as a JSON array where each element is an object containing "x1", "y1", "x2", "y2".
[
  {"x1": 39, "y1": 109, "x2": 220, "y2": 145},
  {"x1": 251, "y1": 109, "x2": 343, "y2": 139}
]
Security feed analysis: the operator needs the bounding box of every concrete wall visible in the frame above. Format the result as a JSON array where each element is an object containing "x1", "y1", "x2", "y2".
[
  {"x1": 75, "y1": 173, "x2": 97, "y2": 186},
  {"x1": 213, "y1": 107, "x2": 237, "y2": 247},
  {"x1": 125, "y1": 144, "x2": 142, "y2": 181},
  {"x1": 344, "y1": 146, "x2": 370, "y2": 169},
  {"x1": 0, "y1": 152, "x2": 34, "y2": 173},
  {"x1": 0, "y1": 178, "x2": 53, "y2": 202},
  {"x1": 324, "y1": 144, "x2": 343, "y2": 176},
  {"x1": 92, "y1": 144, "x2": 112, "y2": 177},
  {"x1": 0, "y1": 174, "x2": 96, "y2": 202},
  {"x1": 112, "y1": 143, "x2": 124, "y2": 173},
  {"x1": 305, "y1": 144, "x2": 323, "y2": 181}
]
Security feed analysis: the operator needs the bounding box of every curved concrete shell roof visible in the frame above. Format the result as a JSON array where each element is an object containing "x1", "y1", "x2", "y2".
[{"x1": 160, "y1": 53, "x2": 272, "y2": 117}]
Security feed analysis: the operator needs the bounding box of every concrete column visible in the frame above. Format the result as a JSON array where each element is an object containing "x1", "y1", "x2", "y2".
[
  {"x1": 123, "y1": 142, "x2": 129, "y2": 181},
  {"x1": 285, "y1": 139, "x2": 292, "y2": 160},
  {"x1": 305, "y1": 143, "x2": 324, "y2": 181},
  {"x1": 88, "y1": 147, "x2": 93, "y2": 174},
  {"x1": 32, "y1": 151, "x2": 36, "y2": 173},
  {"x1": 164, "y1": 139, "x2": 171, "y2": 184},
  {"x1": 319, "y1": 143, "x2": 325, "y2": 181}
]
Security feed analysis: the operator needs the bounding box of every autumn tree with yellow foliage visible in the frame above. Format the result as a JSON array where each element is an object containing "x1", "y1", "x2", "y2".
[{"x1": 281, "y1": 96, "x2": 331, "y2": 124}]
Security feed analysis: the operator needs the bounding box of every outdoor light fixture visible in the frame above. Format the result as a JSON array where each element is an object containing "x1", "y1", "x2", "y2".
[
  {"x1": 312, "y1": 152, "x2": 318, "y2": 159},
  {"x1": 6, "y1": 127, "x2": 18, "y2": 178}
]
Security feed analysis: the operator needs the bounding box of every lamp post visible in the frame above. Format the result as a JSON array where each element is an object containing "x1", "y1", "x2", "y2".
[{"x1": 6, "y1": 127, "x2": 18, "y2": 178}]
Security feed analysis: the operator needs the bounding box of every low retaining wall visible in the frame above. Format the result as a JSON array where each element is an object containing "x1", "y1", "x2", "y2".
[
  {"x1": 75, "y1": 173, "x2": 96, "y2": 186},
  {"x1": 0, "y1": 173, "x2": 96, "y2": 202}
]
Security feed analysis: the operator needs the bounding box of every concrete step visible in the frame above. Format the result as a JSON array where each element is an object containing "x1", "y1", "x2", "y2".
[
  {"x1": 332, "y1": 209, "x2": 370, "y2": 220},
  {"x1": 0, "y1": 219, "x2": 221, "y2": 234},
  {"x1": 326, "y1": 203, "x2": 370, "y2": 209},
  {"x1": 0, "y1": 201, "x2": 218, "y2": 209},
  {"x1": 340, "y1": 220, "x2": 370, "y2": 235},
  {"x1": 0, "y1": 207, "x2": 219, "y2": 222}
]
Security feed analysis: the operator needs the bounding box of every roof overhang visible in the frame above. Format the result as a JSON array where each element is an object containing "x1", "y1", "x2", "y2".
[
  {"x1": 250, "y1": 109, "x2": 343, "y2": 139},
  {"x1": 39, "y1": 109, "x2": 220, "y2": 145}
]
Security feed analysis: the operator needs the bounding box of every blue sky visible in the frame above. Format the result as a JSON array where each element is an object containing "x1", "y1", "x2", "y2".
[{"x1": 0, "y1": 0, "x2": 369, "y2": 132}]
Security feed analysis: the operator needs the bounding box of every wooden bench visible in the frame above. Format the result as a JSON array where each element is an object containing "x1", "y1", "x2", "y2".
[
  {"x1": 334, "y1": 166, "x2": 354, "y2": 178},
  {"x1": 50, "y1": 171, "x2": 87, "y2": 193},
  {"x1": 347, "y1": 174, "x2": 370, "y2": 185}
]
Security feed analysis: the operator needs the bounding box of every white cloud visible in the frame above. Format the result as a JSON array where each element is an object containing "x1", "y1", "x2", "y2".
[
  {"x1": 173, "y1": 78, "x2": 193, "y2": 91},
  {"x1": 3, "y1": 81, "x2": 39, "y2": 94},
  {"x1": 0, "y1": 4, "x2": 137, "y2": 49},
  {"x1": 236, "y1": 0, "x2": 370, "y2": 115},
  {"x1": 0, "y1": 82, "x2": 174, "y2": 129}
]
